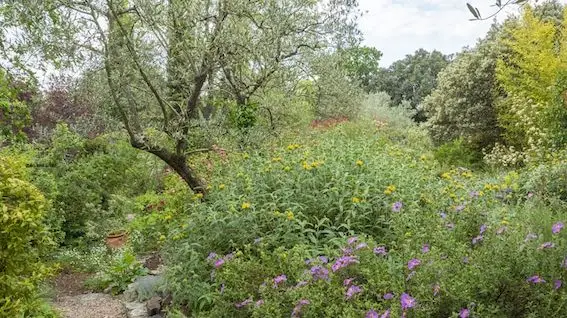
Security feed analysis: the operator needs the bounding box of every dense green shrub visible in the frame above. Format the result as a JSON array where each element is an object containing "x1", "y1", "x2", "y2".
[
  {"x1": 0, "y1": 154, "x2": 58, "y2": 317},
  {"x1": 434, "y1": 138, "x2": 483, "y2": 168}
]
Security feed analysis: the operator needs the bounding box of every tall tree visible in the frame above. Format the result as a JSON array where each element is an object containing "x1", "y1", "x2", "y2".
[{"x1": 1, "y1": 0, "x2": 360, "y2": 195}]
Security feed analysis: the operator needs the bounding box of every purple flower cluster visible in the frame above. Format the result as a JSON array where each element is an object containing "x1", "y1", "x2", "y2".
[
  {"x1": 392, "y1": 201, "x2": 403, "y2": 212},
  {"x1": 527, "y1": 275, "x2": 546, "y2": 284},
  {"x1": 207, "y1": 251, "x2": 234, "y2": 269},
  {"x1": 374, "y1": 246, "x2": 387, "y2": 256},
  {"x1": 366, "y1": 309, "x2": 390, "y2": 318},
  {"x1": 459, "y1": 308, "x2": 470, "y2": 318},
  {"x1": 400, "y1": 293, "x2": 416, "y2": 310},
  {"x1": 273, "y1": 274, "x2": 287, "y2": 288},
  {"x1": 539, "y1": 242, "x2": 555, "y2": 250},
  {"x1": 235, "y1": 297, "x2": 252, "y2": 308},
  {"x1": 553, "y1": 222, "x2": 564, "y2": 234},
  {"x1": 310, "y1": 265, "x2": 329, "y2": 281},
  {"x1": 345, "y1": 285, "x2": 362, "y2": 299},
  {"x1": 383, "y1": 292, "x2": 394, "y2": 300},
  {"x1": 407, "y1": 258, "x2": 421, "y2": 270},
  {"x1": 331, "y1": 255, "x2": 359, "y2": 272},
  {"x1": 421, "y1": 244, "x2": 430, "y2": 253}
]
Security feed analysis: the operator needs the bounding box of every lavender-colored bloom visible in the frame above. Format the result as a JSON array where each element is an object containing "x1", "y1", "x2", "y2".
[
  {"x1": 496, "y1": 226, "x2": 507, "y2": 235},
  {"x1": 383, "y1": 292, "x2": 394, "y2": 300},
  {"x1": 380, "y1": 310, "x2": 391, "y2": 318},
  {"x1": 469, "y1": 191, "x2": 480, "y2": 198},
  {"x1": 310, "y1": 266, "x2": 329, "y2": 281},
  {"x1": 343, "y1": 278, "x2": 354, "y2": 286},
  {"x1": 206, "y1": 252, "x2": 218, "y2": 261},
  {"x1": 347, "y1": 236, "x2": 358, "y2": 245},
  {"x1": 345, "y1": 285, "x2": 362, "y2": 299},
  {"x1": 539, "y1": 242, "x2": 555, "y2": 250},
  {"x1": 366, "y1": 310, "x2": 379, "y2": 318},
  {"x1": 480, "y1": 224, "x2": 487, "y2": 234},
  {"x1": 291, "y1": 299, "x2": 310, "y2": 318},
  {"x1": 527, "y1": 275, "x2": 546, "y2": 284},
  {"x1": 341, "y1": 247, "x2": 354, "y2": 255},
  {"x1": 400, "y1": 293, "x2": 416, "y2": 310},
  {"x1": 433, "y1": 283, "x2": 440, "y2": 296},
  {"x1": 374, "y1": 246, "x2": 387, "y2": 256},
  {"x1": 472, "y1": 235, "x2": 483, "y2": 245},
  {"x1": 254, "y1": 237, "x2": 262, "y2": 244},
  {"x1": 525, "y1": 233, "x2": 538, "y2": 242},
  {"x1": 305, "y1": 258, "x2": 313, "y2": 265},
  {"x1": 214, "y1": 258, "x2": 225, "y2": 268},
  {"x1": 527, "y1": 192, "x2": 534, "y2": 198},
  {"x1": 455, "y1": 204, "x2": 465, "y2": 212},
  {"x1": 392, "y1": 201, "x2": 403, "y2": 212},
  {"x1": 553, "y1": 222, "x2": 564, "y2": 234},
  {"x1": 235, "y1": 298, "x2": 253, "y2": 308},
  {"x1": 355, "y1": 242, "x2": 368, "y2": 250},
  {"x1": 407, "y1": 258, "x2": 421, "y2": 270},
  {"x1": 331, "y1": 255, "x2": 359, "y2": 272},
  {"x1": 273, "y1": 274, "x2": 287, "y2": 288},
  {"x1": 421, "y1": 244, "x2": 430, "y2": 253},
  {"x1": 462, "y1": 256, "x2": 469, "y2": 264},
  {"x1": 295, "y1": 280, "x2": 308, "y2": 288},
  {"x1": 224, "y1": 253, "x2": 235, "y2": 260},
  {"x1": 440, "y1": 212, "x2": 447, "y2": 219},
  {"x1": 459, "y1": 308, "x2": 470, "y2": 318},
  {"x1": 255, "y1": 299, "x2": 264, "y2": 307},
  {"x1": 318, "y1": 256, "x2": 329, "y2": 264},
  {"x1": 555, "y1": 280, "x2": 562, "y2": 290}
]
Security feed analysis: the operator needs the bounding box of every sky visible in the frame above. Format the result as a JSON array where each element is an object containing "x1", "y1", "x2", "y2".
[{"x1": 357, "y1": 0, "x2": 562, "y2": 66}]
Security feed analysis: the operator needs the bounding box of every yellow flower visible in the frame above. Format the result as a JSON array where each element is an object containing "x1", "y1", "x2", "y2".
[
  {"x1": 356, "y1": 160, "x2": 364, "y2": 166},
  {"x1": 501, "y1": 220, "x2": 509, "y2": 225},
  {"x1": 241, "y1": 202, "x2": 251, "y2": 209},
  {"x1": 352, "y1": 197, "x2": 361, "y2": 203},
  {"x1": 163, "y1": 214, "x2": 172, "y2": 221},
  {"x1": 193, "y1": 193, "x2": 203, "y2": 200},
  {"x1": 243, "y1": 153, "x2": 250, "y2": 159},
  {"x1": 273, "y1": 210, "x2": 281, "y2": 216},
  {"x1": 286, "y1": 210, "x2": 294, "y2": 220},
  {"x1": 272, "y1": 157, "x2": 282, "y2": 162},
  {"x1": 441, "y1": 172, "x2": 451, "y2": 180},
  {"x1": 287, "y1": 144, "x2": 301, "y2": 151},
  {"x1": 420, "y1": 155, "x2": 427, "y2": 161},
  {"x1": 384, "y1": 185, "x2": 396, "y2": 195},
  {"x1": 159, "y1": 235, "x2": 166, "y2": 241},
  {"x1": 206, "y1": 185, "x2": 212, "y2": 190},
  {"x1": 219, "y1": 184, "x2": 226, "y2": 190}
]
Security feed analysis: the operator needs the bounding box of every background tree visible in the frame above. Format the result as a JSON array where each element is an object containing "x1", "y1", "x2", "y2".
[
  {"x1": 376, "y1": 49, "x2": 449, "y2": 121},
  {"x1": 338, "y1": 46, "x2": 382, "y2": 93}
]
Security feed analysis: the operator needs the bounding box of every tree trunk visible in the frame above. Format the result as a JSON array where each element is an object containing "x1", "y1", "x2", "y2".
[{"x1": 130, "y1": 140, "x2": 207, "y2": 196}]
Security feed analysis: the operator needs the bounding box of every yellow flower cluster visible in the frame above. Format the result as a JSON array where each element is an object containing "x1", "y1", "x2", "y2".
[
  {"x1": 287, "y1": 144, "x2": 301, "y2": 151},
  {"x1": 241, "y1": 202, "x2": 251, "y2": 209},
  {"x1": 356, "y1": 160, "x2": 364, "y2": 166},
  {"x1": 272, "y1": 157, "x2": 282, "y2": 162},
  {"x1": 352, "y1": 197, "x2": 361, "y2": 203},
  {"x1": 302, "y1": 160, "x2": 324, "y2": 170},
  {"x1": 384, "y1": 185, "x2": 396, "y2": 195}
]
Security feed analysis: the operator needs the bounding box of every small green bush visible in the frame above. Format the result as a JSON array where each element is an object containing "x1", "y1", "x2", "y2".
[
  {"x1": 0, "y1": 154, "x2": 57, "y2": 317},
  {"x1": 434, "y1": 138, "x2": 483, "y2": 168}
]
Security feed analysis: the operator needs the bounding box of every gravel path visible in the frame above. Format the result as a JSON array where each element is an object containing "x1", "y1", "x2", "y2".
[{"x1": 54, "y1": 293, "x2": 127, "y2": 318}]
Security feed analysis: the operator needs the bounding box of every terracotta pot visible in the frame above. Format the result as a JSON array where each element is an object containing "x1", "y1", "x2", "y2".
[{"x1": 105, "y1": 230, "x2": 127, "y2": 249}]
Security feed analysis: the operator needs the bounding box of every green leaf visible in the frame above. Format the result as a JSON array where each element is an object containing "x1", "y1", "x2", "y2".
[{"x1": 466, "y1": 3, "x2": 480, "y2": 19}]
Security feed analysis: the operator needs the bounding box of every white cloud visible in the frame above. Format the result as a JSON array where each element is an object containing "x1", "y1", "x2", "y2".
[{"x1": 358, "y1": 0, "x2": 562, "y2": 66}]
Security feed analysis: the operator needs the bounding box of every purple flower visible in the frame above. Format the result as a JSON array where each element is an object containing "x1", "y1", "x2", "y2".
[
  {"x1": 273, "y1": 274, "x2": 287, "y2": 288},
  {"x1": 469, "y1": 191, "x2": 480, "y2": 198},
  {"x1": 291, "y1": 299, "x2": 310, "y2": 317},
  {"x1": 235, "y1": 298, "x2": 252, "y2": 308},
  {"x1": 421, "y1": 244, "x2": 430, "y2": 253},
  {"x1": 214, "y1": 258, "x2": 225, "y2": 268},
  {"x1": 463, "y1": 256, "x2": 469, "y2": 264},
  {"x1": 555, "y1": 280, "x2": 562, "y2": 290},
  {"x1": 366, "y1": 310, "x2": 379, "y2": 318},
  {"x1": 392, "y1": 201, "x2": 403, "y2": 212},
  {"x1": 433, "y1": 283, "x2": 440, "y2": 296},
  {"x1": 455, "y1": 204, "x2": 465, "y2": 212},
  {"x1": 496, "y1": 226, "x2": 507, "y2": 235},
  {"x1": 400, "y1": 293, "x2": 416, "y2": 310},
  {"x1": 459, "y1": 308, "x2": 470, "y2": 318},
  {"x1": 472, "y1": 235, "x2": 483, "y2": 245},
  {"x1": 527, "y1": 275, "x2": 546, "y2": 284},
  {"x1": 255, "y1": 299, "x2": 264, "y2": 307},
  {"x1": 254, "y1": 237, "x2": 262, "y2": 244},
  {"x1": 355, "y1": 242, "x2": 368, "y2": 250},
  {"x1": 343, "y1": 278, "x2": 355, "y2": 286},
  {"x1": 341, "y1": 247, "x2": 354, "y2": 255},
  {"x1": 206, "y1": 252, "x2": 218, "y2": 261},
  {"x1": 374, "y1": 246, "x2": 387, "y2": 256},
  {"x1": 440, "y1": 212, "x2": 447, "y2": 219},
  {"x1": 553, "y1": 222, "x2": 564, "y2": 234},
  {"x1": 539, "y1": 242, "x2": 555, "y2": 250},
  {"x1": 527, "y1": 192, "x2": 534, "y2": 198},
  {"x1": 525, "y1": 233, "x2": 538, "y2": 242},
  {"x1": 347, "y1": 236, "x2": 358, "y2": 245},
  {"x1": 331, "y1": 255, "x2": 359, "y2": 272},
  {"x1": 318, "y1": 256, "x2": 328, "y2": 263},
  {"x1": 407, "y1": 258, "x2": 421, "y2": 270},
  {"x1": 480, "y1": 224, "x2": 487, "y2": 234},
  {"x1": 310, "y1": 266, "x2": 329, "y2": 281},
  {"x1": 345, "y1": 285, "x2": 362, "y2": 299},
  {"x1": 295, "y1": 280, "x2": 308, "y2": 288},
  {"x1": 383, "y1": 292, "x2": 394, "y2": 300},
  {"x1": 380, "y1": 310, "x2": 391, "y2": 318}
]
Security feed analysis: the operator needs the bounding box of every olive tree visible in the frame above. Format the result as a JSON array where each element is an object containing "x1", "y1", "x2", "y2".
[{"x1": 1, "y1": 0, "x2": 360, "y2": 195}]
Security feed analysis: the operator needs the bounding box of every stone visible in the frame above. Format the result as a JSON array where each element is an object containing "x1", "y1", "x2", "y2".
[
  {"x1": 124, "y1": 301, "x2": 148, "y2": 318},
  {"x1": 146, "y1": 296, "x2": 162, "y2": 316}
]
